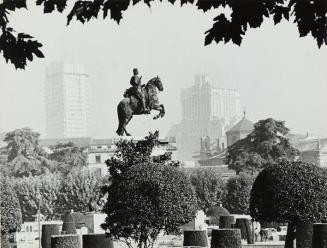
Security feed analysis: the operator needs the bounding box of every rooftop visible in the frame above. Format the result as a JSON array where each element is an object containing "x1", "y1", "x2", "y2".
[{"x1": 226, "y1": 116, "x2": 254, "y2": 134}]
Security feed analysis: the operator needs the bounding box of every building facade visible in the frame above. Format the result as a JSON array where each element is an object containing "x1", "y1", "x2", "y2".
[
  {"x1": 11, "y1": 220, "x2": 63, "y2": 248},
  {"x1": 45, "y1": 62, "x2": 90, "y2": 139},
  {"x1": 86, "y1": 137, "x2": 178, "y2": 176},
  {"x1": 192, "y1": 116, "x2": 253, "y2": 179},
  {"x1": 178, "y1": 74, "x2": 241, "y2": 161},
  {"x1": 40, "y1": 136, "x2": 178, "y2": 177},
  {"x1": 290, "y1": 136, "x2": 327, "y2": 168}
]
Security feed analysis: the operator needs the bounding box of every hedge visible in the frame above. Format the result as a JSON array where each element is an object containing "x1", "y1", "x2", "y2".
[
  {"x1": 41, "y1": 224, "x2": 61, "y2": 248},
  {"x1": 70, "y1": 212, "x2": 86, "y2": 229},
  {"x1": 183, "y1": 230, "x2": 208, "y2": 247},
  {"x1": 312, "y1": 223, "x2": 327, "y2": 248},
  {"x1": 83, "y1": 234, "x2": 114, "y2": 248},
  {"x1": 211, "y1": 229, "x2": 241, "y2": 248},
  {"x1": 219, "y1": 216, "x2": 235, "y2": 228},
  {"x1": 51, "y1": 235, "x2": 80, "y2": 248},
  {"x1": 62, "y1": 213, "x2": 77, "y2": 234},
  {"x1": 234, "y1": 218, "x2": 254, "y2": 244},
  {"x1": 206, "y1": 206, "x2": 230, "y2": 226},
  {"x1": 295, "y1": 223, "x2": 313, "y2": 248}
]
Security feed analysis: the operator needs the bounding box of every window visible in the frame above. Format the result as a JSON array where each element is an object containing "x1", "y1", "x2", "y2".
[{"x1": 95, "y1": 155, "x2": 101, "y2": 164}]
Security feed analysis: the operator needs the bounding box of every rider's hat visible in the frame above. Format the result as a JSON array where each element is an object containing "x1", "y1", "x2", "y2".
[{"x1": 133, "y1": 68, "x2": 138, "y2": 75}]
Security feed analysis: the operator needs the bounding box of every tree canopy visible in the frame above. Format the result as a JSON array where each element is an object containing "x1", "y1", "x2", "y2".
[
  {"x1": 48, "y1": 142, "x2": 87, "y2": 175},
  {"x1": 225, "y1": 118, "x2": 299, "y2": 174},
  {"x1": 13, "y1": 173, "x2": 61, "y2": 221},
  {"x1": 189, "y1": 168, "x2": 225, "y2": 213},
  {"x1": 101, "y1": 132, "x2": 197, "y2": 248},
  {"x1": 0, "y1": 176, "x2": 22, "y2": 234},
  {"x1": 250, "y1": 161, "x2": 327, "y2": 247},
  {"x1": 4, "y1": 127, "x2": 54, "y2": 177},
  {"x1": 250, "y1": 161, "x2": 327, "y2": 223},
  {"x1": 0, "y1": 0, "x2": 326, "y2": 69},
  {"x1": 56, "y1": 168, "x2": 105, "y2": 214},
  {"x1": 0, "y1": 176, "x2": 23, "y2": 248},
  {"x1": 223, "y1": 172, "x2": 256, "y2": 215}
]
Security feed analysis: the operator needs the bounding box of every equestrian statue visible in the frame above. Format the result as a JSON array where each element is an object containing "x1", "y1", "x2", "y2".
[{"x1": 116, "y1": 68, "x2": 165, "y2": 136}]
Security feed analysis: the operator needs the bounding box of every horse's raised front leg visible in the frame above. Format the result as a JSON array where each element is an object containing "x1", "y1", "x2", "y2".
[{"x1": 152, "y1": 104, "x2": 164, "y2": 120}]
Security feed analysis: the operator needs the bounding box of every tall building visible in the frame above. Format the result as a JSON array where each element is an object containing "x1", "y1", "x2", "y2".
[
  {"x1": 45, "y1": 62, "x2": 90, "y2": 139},
  {"x1": 178, "y1": 74, "x2": 241, "y2": 161}
]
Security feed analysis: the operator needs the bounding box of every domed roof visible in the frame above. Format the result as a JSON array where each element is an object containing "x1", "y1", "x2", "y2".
[{"x1": 226, "y1": 117, "x2": 254, "y2": 134}]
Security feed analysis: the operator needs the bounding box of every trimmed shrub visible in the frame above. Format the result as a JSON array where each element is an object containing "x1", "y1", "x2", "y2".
[
  {"x1": 51, "y1": 235, "x2": 80, "y2": 248},
  {"x1": 183, "y1": 230, "x2": 208, "y2": 247},
  {"x1": 1, "y1": 233, "x2": 10, "y2": 248},
  {"x1": 279, "y1": 235, "x2": 286, "y2": 241},
  {"x1": 83, "y1": 234, "x2": 114, "y2": 248},
  {"x1": 206, "y1": 206, "x2": 230, "y2": 226},
  {"x1": 250, "y1": 161, "x2": 327, "y2": 223},
  {"x1": 70, "y1": 212, "x2": 85, "y2": 229},
  {"x1": 41, "y1": 224, "x2": 60, "y2": 248},
  {"x1": 312, "y1": 223, "x2": 327, "y2": 248},
  {"x1": 211, "y1": 229, "x2": 241, "y2": 248},
  {"x1": 62, "y1": 214, "x2": 77, "y2": 234},
  {"x1": 234, "y1": 218, "x2": 254, "y2": 244},
  {"x1": 219, "y1": 216, "x2": 235, "y2": 228},
  {"x1": 295, "y1": 223, "x2": 313, "y2": 248}
]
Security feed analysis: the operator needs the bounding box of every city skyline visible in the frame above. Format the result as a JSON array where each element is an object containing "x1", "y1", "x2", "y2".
[{"x1": 0, "y1": 1, "x2": 326, "y2": 139}]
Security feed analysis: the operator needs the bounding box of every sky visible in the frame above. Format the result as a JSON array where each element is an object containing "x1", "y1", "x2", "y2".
[{"x1": 0, "y1": 1, "x2": 326, "y2": 139}]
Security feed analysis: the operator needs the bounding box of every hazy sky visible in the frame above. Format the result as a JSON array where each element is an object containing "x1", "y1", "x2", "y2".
[{"x1": 1, "y1": 1, "x2": 326, "y2": 138}]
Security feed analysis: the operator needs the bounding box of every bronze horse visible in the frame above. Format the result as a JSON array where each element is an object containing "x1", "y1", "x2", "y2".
[{"x1": 116, "y1": 76, "x2": 165, "y2": 136}]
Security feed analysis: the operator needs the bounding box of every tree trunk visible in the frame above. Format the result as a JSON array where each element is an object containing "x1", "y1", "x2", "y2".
[{"x1": 285, "y1": 222, "x2": 296, "y2": 248}]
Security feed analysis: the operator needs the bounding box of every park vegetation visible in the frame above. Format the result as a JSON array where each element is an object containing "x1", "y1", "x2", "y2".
[
  {"x1": 189, "y1": 168, "x2": 225, "y2": 213},
  {"x1": 226, "y1": 118, "x2": 299, "y2": 174},
  {"x1": 250, "y1": 161, "x2": 327, "y2": 248},
  {"x1": 0, "y1": 176, "x2": 23, "y2": 248},
  {"x1": 0, "y1": 127, "x2": 105, "y2": 222},
  {"x1": 223, "y1": 172, "x2": 256, "y2": 215},
  {"x1": 1, "y1": 118, "x2": 324, "y2": 248},
  {"x1": 101, "y1": 132, "x2": 198, "y2": 248}
]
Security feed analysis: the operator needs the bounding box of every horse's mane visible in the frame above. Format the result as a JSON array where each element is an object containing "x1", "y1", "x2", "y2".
[{"x1": 146, "y1": 77, "x2": 158, "y2": 87}]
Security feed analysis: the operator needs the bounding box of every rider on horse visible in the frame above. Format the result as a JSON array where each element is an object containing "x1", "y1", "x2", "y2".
[{"x1": 130, "y1": 68, "x2": 150, "y2": 114}]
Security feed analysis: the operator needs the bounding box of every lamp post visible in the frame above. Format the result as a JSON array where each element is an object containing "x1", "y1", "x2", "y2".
[{"x1": 37, "y1": 189, "x2": 41, "y2": 248}]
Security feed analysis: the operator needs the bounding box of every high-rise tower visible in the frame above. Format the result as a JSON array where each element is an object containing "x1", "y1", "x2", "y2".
[
  {"x1": 45, "y1": 62, "x2": 90, "y2": 138},
  {"x1": 179, "y1": 74, "x2": 241, "y2": 161}
]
